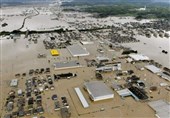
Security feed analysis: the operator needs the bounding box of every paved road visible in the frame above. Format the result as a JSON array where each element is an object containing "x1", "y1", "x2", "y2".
[{"x1": 18, "y1": 7, "x2": 40, "y2": 31}]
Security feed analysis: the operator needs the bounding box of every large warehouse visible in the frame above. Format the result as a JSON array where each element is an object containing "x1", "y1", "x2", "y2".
[
  {"x1": 67, "y1": 44, "x2": 89, "y2": 57},
  {"x1": 84, "y1": 81, "x2": 114, "y2": 101}
]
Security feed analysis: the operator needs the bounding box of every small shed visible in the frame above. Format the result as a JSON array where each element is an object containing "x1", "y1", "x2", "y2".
[{"x1": 50, "y1": 49, "x2": 59, "y2": 56}]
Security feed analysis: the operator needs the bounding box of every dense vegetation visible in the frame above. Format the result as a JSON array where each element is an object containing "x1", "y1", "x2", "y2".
[
  {"x1": 72, "y1": 0, "x2": 152, "y2": 4},
  {"x1": 81, "y1": 4, "x2": 170, "y2": 19}
]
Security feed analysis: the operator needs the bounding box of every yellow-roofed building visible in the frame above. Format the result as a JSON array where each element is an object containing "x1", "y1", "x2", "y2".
[{"x1": 50, "y1": 49, "x2": 59, "y2": 56}]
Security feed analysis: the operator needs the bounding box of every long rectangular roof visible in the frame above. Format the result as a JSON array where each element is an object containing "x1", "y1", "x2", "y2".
[
  {"x1": 54, "y1": 61, "x2": 81, "y2": 70},
  {"x1": 74, "y1": 88, "x2": 89, "y2": 108},
  {"x1": 129, "y1": 54, "x2": 149, "y2": 61},
  {"x1": 145, "y1": 65, "x2": 161, "y2": 73}
]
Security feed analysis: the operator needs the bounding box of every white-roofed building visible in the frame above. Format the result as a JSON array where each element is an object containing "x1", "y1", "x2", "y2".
[
  {"x1": 148, "y1": 99, "x2": 170, "y2": 118},
  {"x1": 116, "y1": 88, "x2": 139, "y2": 101},
  {"x1": 96, "y1": 56, "x2": 110, "y2": 63},
  {"x1": 84, "y1": 81, "x2": 114, "y2": 101},
  {"x1": 10, "y1": 79, "x2": 18, "y2": 87},
  {"x1": 80, "y1": 41, "x2": 94, "y2": 45},
  {"x1": 117, "y1": 89, "x2": 132, "y2": 97},
  {"x1": 74, "y1": 88, "x2": 89, "y2": 108},
  {"x1": 67, "y1": 44, "x2": 89, "y2": 57},
  {"x1": 129, "y1": 54, "x2": 150, "y2": 61},
  {"x1": 158, "y1": 72, "x2": 170, "y2": 82},
  {"x1": 145, "y1": 65, "x2": 161, "y2": 73},
  {"x1": 96, "y1": 63, "x2": 121, "y2": 72},
  {"x1": 17, "y1": 89, "x2": 22, "y2": 96}
]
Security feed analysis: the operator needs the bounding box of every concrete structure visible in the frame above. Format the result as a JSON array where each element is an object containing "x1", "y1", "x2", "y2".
[
  {"x1": 129, "y1": 54, "x2": 150, "y2": 61},
  {"x1": 67, "y1": 44, "x2": 89, "y2": 57},
  {"x1": 10, "y1": 79, "x2": 18, "y2": 87},
  {"x1": 84, "y1": 81, "x2": 114, "y2": 101},
  {"x1": 148, "y1": 100, "x2": 170, "y2": 118},
  {"x1": 53, "y1": 61, "x2": 82, "y2": 70},
  {"x1": 74, "y1": 88, "x2": 89, "y2": 108},
  {"x1": 145, "y1": 65, "x2": 161, "y2": 73}
]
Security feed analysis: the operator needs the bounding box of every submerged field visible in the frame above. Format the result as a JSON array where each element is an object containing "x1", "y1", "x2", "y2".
[{"x1": 0, "y1": 4, "x2": 170, "y2": 118}]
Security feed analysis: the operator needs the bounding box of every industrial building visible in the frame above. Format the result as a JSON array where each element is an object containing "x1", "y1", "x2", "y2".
[
  {"x1": 67, "y1": 44, "x2": 89, "y2": 57},
  {"x1": 53, "y1": 61, "x2": 82, "y2": 70},
  {"x1": 84, "y1": 81, "x2": 114, "y2": 101}
]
